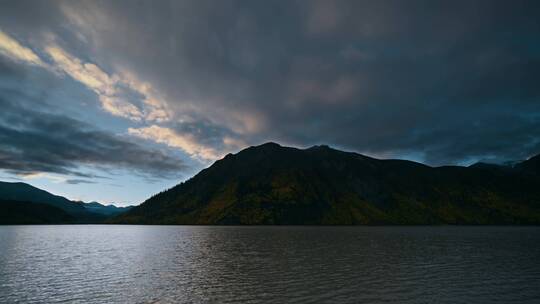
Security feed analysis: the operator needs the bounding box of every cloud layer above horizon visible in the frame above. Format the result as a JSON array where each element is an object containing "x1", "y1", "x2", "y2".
[{"x1": 1, "y1": 0, "x2": 540, "y2": 202}]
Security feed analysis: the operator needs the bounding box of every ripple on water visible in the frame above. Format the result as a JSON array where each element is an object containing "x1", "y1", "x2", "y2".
[{"x1": 0, "y1": 225, "x2": 539, "y2": 304}]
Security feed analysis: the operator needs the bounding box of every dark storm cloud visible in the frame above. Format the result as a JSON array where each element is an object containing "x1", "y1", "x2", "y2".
[
  {"x1": 0, "y1": 86, "x2": 186, "y2": 178},
  {"x1": 2, "y1": 0, "x2": 540, "y2": 165}
]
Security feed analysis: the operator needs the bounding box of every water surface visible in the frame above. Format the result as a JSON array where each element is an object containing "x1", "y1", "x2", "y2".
[{"x1": 0, "y1": 225, "x2": 539, "y2": 303}]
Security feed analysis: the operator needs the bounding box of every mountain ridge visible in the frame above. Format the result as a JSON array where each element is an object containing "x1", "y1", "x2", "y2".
[
  {"x1": 0, "y1": 181, "x2": 133, "y2": 223},
  {"x1": 113, "y1": 143, "x2": 540, "y2": 225}
]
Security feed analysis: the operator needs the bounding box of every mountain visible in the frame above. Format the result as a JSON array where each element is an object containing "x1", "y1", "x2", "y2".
[
  {"x1": 82, "y1": 201, "x2": 133, "y2": 216},
  {"x1": 113, "y1": 143, "x2": 540, "y2": 225},
  {"x1": 0, "y1": 182, "x2": 132, "y2": 223},
  {"x1": 517, "y1": 154, "x2": 540, "y2": 174},
  {"x1": 0, "y1": 200, "x2": 74, "y2": 224},
  {"x1": 0, "y1": 182, "x2": 89, "y2": 215}
]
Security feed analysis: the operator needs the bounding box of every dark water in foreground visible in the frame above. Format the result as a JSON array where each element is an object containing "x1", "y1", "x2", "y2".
[{"x1": 0, "y1": 226, "x2": 539, "y2": 304}]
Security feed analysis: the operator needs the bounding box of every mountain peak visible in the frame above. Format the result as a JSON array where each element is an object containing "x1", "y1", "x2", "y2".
[
  {"x1": 258, "y1": 142, "x2": 282, "y2": 148},
  {"x1": 307, "y1": 144, "x2": 332, "y2": 150},
  {"x1": 239, "y1": 142, "x2": 283, "y2": 154}
]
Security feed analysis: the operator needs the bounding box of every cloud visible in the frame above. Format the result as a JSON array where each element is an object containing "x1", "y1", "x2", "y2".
[
  {"x1": 119, "y1": 69, "x2": 171, "y2": 122},
  {"x1": 19, "y1": 172, "x2": 69, "y2": 183},
  {"x1": 45, "y1": 45, "x2": 116, "y2": 95},
  {"x1": 0, "y1": 30, "x2": 44, "y2": 66},
  {"x1": 304, "y1": 0, "x2": 341, "y2": 35},
  {"x1": 287, "y1": 76, "x2": 360, "y2": 106},
  {"x1": 98, "y1": 95, "x2": 143, "y2": 121},
  {"x1": 45, "y1": 45, "x2": 146, "y2": 121},
  {"x1": 65, "y1": 179, "x2": 97, "y2": 185},
  {"x1": 45, "y1": 45, "x2": 172, "y2": 122},
  {"x1": 223, "y1": 136, "x2": 247, "y2": 150},
  {"x1": 17, "y1": 172, "x2": 96, "y2": 185},
  {"x1": 0, "y1": 34, "x2": 171, "y2": 123},
  {"x1": 0, "y1": 95, "x2": 186, "y2": 178},
  {"x1": 2, "y1": 0, "x2": 540, "y2": 167},
  {"x1": 129, "y1": 125, "x2": 222, "y2": 161}
]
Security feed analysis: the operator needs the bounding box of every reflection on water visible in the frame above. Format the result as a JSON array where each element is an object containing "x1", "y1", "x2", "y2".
[{"x1": 0, "y1": 225, "x2": 539, "y2": 303}]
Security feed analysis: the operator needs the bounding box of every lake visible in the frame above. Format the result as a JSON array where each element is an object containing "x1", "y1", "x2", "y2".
[{"x1": 0, "y1": 226, "x2": 539, "y2": 303}]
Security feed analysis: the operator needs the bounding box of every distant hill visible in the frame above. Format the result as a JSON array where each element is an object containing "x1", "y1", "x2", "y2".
[
  {"x1": 0, "y1": 182, "x2": 88, "y2": 215},
  {"x1": 0, "y1": 182, "x2": 132, "y2": 223},
  {"x1": 113, "y1": 143, "x2": 540, "y2": 225},
  {"x1": 82, "y1": 201, "x2": 133, "y2": 216},
  {"x1": 0, "y1": 200, "x2": 74, "y2": 224}
]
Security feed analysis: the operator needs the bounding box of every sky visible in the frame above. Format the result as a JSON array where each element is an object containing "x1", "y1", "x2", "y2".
[{"x1": 1, "y1": 0, "x2": 539, "y2": 206}]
